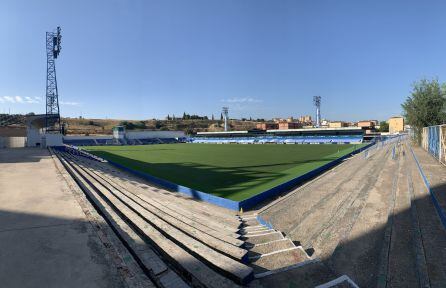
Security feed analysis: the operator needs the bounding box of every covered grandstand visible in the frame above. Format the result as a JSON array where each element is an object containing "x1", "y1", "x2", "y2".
[
  {"x1": 62, "y1": 128, "x2": 187, "y2": 146},
  {"x1": 192, "y1": 127, "x2": 364, "y2": 144},
  {"x1": 61, "y1": 127, "x2": 365, "y2": 147}
]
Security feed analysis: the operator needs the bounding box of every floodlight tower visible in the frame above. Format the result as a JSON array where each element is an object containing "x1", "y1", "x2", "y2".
[
  {"x1": 45, "y1": 26, "x2": 62, "y2": 132},
  {"x1": 222, "y1": 107, "x2": 229, "y2": 132},
  {"x1": 313, "y1": 96, "x2": 321, "y2": 127}
]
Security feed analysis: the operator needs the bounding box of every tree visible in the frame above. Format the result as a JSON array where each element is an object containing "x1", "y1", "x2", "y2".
[
  {"x1": 120, "y1": 121, "x2": 136, "y2": 130},
  {"x1": 137, "y1": 121, "x2": 147, "y2": 129},
  {"x1": 220, "y1": 113, "x2": 223, "y2": 121},
  {"x1": 211, "y1": 114, "x2": 214, "y2": 121},
  {"x1": 401, "y1": 78, "x2": 446, "y2": 143},
  {"x1": 155, "y1": 121, "x2": 163, "y2": 129},
  {"x1": 379, "y1": 121, "x2": 389, "y2": 132}
]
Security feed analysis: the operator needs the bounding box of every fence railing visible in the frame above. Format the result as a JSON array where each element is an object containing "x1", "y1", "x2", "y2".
[
  {"x1": 422, "y1": 124, "x2": 446, "y2": 165},
  {"x1": 364, "y1": 135, "x2": 404, "y2": 159}
]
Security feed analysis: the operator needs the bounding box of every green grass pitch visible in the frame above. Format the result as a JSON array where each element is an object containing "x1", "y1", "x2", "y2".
[{"x1": 85, "y1": 143, "x2": 363, "y2": 201}]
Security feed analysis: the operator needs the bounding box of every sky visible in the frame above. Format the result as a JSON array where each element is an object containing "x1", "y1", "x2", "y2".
[{"x1": 1, "y1": 0, "x2": 446, "y2": 121}]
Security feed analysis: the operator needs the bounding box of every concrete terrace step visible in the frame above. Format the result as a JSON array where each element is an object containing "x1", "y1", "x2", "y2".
[
  {"x1": 54, "y1": 153, "x2": 188, "y2": 288},
  {"x1": 250, "y1": 246, "x2": 310, "y2": 275},
  {"x1": 134, "y1": 194, "x2": 243, "y2": 246},
  {"x1": 248, "y1": 239, "x2": 296, "y2": 257},
  {"x1": 239, "y1": 215, "x2": 314, "y2": 282},
  {"x1": 137, "y1": 194, "x2": 241, "y2": 239},
  {"x1": 78, "y1": 165, "x2": 247, "y2": 261},
  {"x1": 241, "y1": 229, "x2": 276, "y2": 236},
  {"x1": 242, "y1": 218, "x2": 262, "y2": 227},
  {"x1": 239, "y1": 225, "x2": 265, "y2": 231},
  {"x1": 92, "y1": 164, "x2": 241, "y2": 235},
  {"x1": 58, "y1": 152, "x2": 252, "y2": 286},
  {"x1": 243, "y1": 231, "x2": 284, "y2": 245},
  {"x1": 79, "y1": 157, "x2": 242, "y2": 232},
  {"x1": 74, "y1": 160, "x2": 244, "y2": 248},
  {"x1": 65, "y1": 154, "x2": 249, "y2": 263},
  {"x1": 89, "y1": 159, "x2": 241, "y2": 224},
  {"x1": 98, "y1": 169, "x2": 241, "y2": 235}
]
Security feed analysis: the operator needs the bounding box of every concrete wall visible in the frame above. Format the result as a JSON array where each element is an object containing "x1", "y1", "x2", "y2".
[
  {"x1": 125, "y1": 130, "x2": 185, "y2": 139},
  {"x1": 45, "y1": 134, "x2": 63, "y2": 147},
  {"x1": 27, "y1": 127, "x2": 43, "y2": 147},
  {"x1": 0, "y1": 137, "x2": 26, "y2": 148}
]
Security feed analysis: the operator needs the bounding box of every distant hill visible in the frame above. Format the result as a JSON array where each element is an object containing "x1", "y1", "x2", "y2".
[
  {"x1": 62, "y1": 117, "x2": 260, "y2": 135},
  {"x1": 0, "y1": 114, "x2": 26, "y2": 127}
]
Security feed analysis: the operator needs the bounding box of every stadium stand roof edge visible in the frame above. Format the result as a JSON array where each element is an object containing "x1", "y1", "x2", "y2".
[{"x1": 266, "y1": 127, "x2": 362, "y2": 133}]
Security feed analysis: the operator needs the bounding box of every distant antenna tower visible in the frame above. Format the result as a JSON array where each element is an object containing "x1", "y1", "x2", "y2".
[
  {"x1": 45, "y1": 26, "x2": 62, "y2": 132},
  {"x1": 222, "y1": 107, "x2": 229, "y2": 132},
  {"x1": 313, "y1": 96, "x2": 321, "y2": 127}
]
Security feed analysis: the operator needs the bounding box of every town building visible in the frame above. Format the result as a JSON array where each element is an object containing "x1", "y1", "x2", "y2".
[
  {"x1": 388, "y1": 116, "x2": 404, "y2": 134},
  {"x1": 328, "y1": 121, "x2": 348, "y2": 128},
  {"x1": 278, "y1": 122, "x2": 302, "y2": 130},
  {"x1": 256, "y1": 122, "x2": 279, "y2": 130}
]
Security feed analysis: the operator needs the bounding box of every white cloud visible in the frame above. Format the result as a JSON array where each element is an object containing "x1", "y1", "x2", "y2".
[
  {"x1": 24, "y1": 96, "x2": 39, "y2": 104},
  {"x1": 60, "y1": 101, "x2": 81, "y2": 106},
  {"x1": 0, "y1": 96, "x2": 41, "y2": 104},
  {"x1": 0, "y1": 96, "x2": 81, "y2": 106},
  {"x1": 221, "y1": 97, "x2": 263, "y2": 104}
]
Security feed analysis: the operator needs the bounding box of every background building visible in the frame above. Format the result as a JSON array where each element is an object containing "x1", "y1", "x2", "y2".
[
  {"x1": 357, "y1": 120, "x2": 376, "y2": 129},
  {"x1": 256, "y1": 123, "x2": 279, "y2": 130},
  {"x1": 328, "y1": 121, "x2": 348, "y2": 128},
  {"x1": 278, "y1": 121, "x2": 302, "y2": 130},
  {"x1": 298, "y1": 115, "x2": 312, "y2": 124},
  {"x1": 388, "y1": 116, "x2": 404, "y2": 134}
]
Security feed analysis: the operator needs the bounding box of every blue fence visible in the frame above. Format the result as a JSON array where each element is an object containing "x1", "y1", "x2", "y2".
[
  {"x1": 421, "y1": 124, "x2": 446, "y2": 164},
  {"x1": 427, "y1": 126, "x2": 440, "y2": 159}
]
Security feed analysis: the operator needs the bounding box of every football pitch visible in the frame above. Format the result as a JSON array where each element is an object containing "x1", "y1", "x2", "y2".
[{"x1": 85, "y1": 143, "x2": 364, "y2": 201}]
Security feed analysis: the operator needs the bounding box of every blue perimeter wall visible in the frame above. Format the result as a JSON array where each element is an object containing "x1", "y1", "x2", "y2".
[{"x1": 96, "y1": 142, "x2": 374, "y2": 211}]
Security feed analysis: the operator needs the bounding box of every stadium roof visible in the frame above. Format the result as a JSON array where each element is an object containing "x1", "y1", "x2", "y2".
[
  {"x1": 266, "y1": 127, "x2": 362, "y2": 133},
  {"x1": 196, "y1": 131, "x2": 249, "y2": 135}
]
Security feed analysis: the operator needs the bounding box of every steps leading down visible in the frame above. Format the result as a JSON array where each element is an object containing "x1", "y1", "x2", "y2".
[{"x1": 238, "y1": 214, "x2": 314, "y2": 279}]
